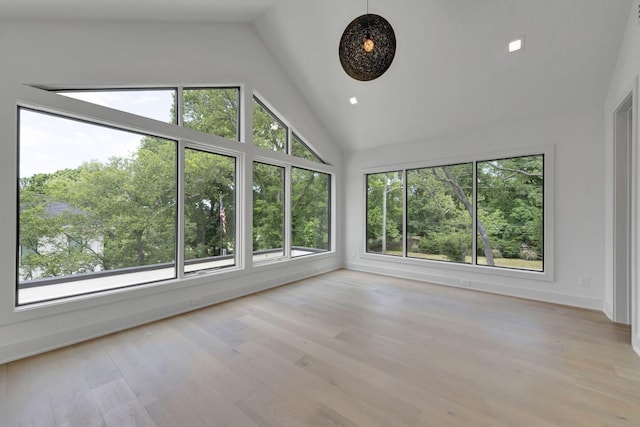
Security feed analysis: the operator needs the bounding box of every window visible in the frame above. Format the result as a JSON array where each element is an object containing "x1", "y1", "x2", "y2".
[
  {"x1": 184, "y1": 148, "x2": 236, "y2": 273},
  {"x1": 183, "y1": 87, "x2": 240, "y2": 140},
  {"x1": 252, "y1": 162, "x2": 285, "y2": 261},
  {"x1": 476, "y1": 155, "x2": 543, "y2": 271},
  {"x1": 291, "y1": 168, "x2": 330, "y2": 256},
  {"x1": 366, "y1": 153, "x2": 547, "y2": 273},
  {"x1": 291, "y1": 133, "x2": 323, "y2": 163},
  {"x1": 18, "y1": 108, "x2": 177, "y2": 304},
  {"x1": 16, "y1": 85, "x2": 334, "y2": 306},
  {"x1": 407, "y1": 163, "x2": 473, "y2": 264},
  {"x1": 253, "y1": 97, "x2": 286, "y2": 153},
  {"x1": 57, "y1": 89, "x2": 177, "y2": 124},
  {"x1": 366, "y1": 171, "x2": 404, "y2": 256}
]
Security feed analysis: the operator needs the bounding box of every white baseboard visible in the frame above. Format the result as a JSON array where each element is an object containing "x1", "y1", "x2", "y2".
[
  {"x1": 603, "y1": 300, "x2": 614, "y2": 321},
  {"x1": 345, "y1": 261, "x2": 603, "y2": 311},
  {"x1": 0, "y1": 263, "x2": 338, "y2": 364}
]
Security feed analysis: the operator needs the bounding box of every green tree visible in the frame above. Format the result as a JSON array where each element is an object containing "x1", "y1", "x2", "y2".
[
  {"x1": 253, "y1": 162, "x2": 285, "y2": 252},
  {"x1": 366, "y1": 172, "x2": 403, "y2": 254},
  {"x1": 291, "y1": 168, "x2": 330, "y2": 250}
]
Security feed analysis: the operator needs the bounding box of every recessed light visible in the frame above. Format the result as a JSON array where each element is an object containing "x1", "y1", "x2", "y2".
[
  {"x1": 349, "y1": 97, "x2": 358, "y2": 105},
  {"x1": 508, "y1": 37, "x2": 524, "y2": 53}
]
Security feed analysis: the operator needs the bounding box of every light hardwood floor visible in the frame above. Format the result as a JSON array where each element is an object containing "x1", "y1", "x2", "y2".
[{"x1": 2, "y1": 269, "x2": 640, "y2": 426}]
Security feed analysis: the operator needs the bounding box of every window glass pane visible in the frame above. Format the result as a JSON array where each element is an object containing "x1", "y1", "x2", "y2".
[
  {"x1": 252, "y1": 98, "x2": 287, "y2": 153},
  {"x1": 57, "y1": 89, "x2": 176, "y2": 124},
  {"x1": 253, "y1": 162, "x2": 285, "y2": 261},
  {"x1": 407, "y1": 164, "x2": 473, "y2": 264},
  {"x1": 476, "y1": 155, "x2": 544, "y2": 271},
  {"x1": 291, "y1": 133, "x2": 322, "y2": 163},
  {"x1": 292, "y1": 168, "x2": 330, "y2": 257},
  {"x1": 18, "y1": 108, "x2": 177, "y2": 304},
  {"x1": 183, "y1": 88, "x2": 240, "y2": 140},
  {"x1": 184, "y1": 148, "x2": 236, "y2": 273},
  {"x1": 366, "y1": 171, "x2": 403, "y2": 255}
]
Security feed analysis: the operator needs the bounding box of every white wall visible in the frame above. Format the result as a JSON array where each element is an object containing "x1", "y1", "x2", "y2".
[
  {"x1": 344, "y1": 107, "x2": 606, "y2": 310},
  {"x1": 0, "y1": 20, "x2": 343, "y2": 363},
  {"x1": 604, "y1": 0, "x2": 640, "y2": 352}
]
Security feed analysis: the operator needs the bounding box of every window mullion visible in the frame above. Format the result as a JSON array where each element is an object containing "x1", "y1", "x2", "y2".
[
  {"x1": 402, "y1": 169, "x2": 407, "y2": 258},
  {"x1": 472, "y1": 161, "x2": 478, "y2": 265},
  {"x1": 285, "y1": 164, "x2": 292, "y2": 258},
  {"x1": 176, "y1": 140, "x2": 186, "y2": 279},
  {"x1": 177, "y1": 86, "x2": 184, "y2": 127}
]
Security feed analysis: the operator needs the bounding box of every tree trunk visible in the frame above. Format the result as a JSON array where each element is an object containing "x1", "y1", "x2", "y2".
[{"x1": 434, "y1": 167, "x2": 495, "y2": 266}]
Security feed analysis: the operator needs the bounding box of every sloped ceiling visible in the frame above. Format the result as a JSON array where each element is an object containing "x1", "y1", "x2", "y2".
[{"x1": 0, "y1": 0, "x2": 633, "y2": 152}]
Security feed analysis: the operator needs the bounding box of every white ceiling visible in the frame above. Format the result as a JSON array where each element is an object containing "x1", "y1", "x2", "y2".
[{"x1": 0, "y1": 0, "x2": 633, "y2": 152}]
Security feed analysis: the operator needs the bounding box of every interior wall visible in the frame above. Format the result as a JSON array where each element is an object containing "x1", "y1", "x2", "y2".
[
  {"x1": 605, "y1": 0, "x2": 640, "y2": 352},
  {"x1": 0, "y1": 20, "x2": 343, "y2": 363},
  {"x1": 344, "y1": 107, "x2": 606, "y2": 310}
]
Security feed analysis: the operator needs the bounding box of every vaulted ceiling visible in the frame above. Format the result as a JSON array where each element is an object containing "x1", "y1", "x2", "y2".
[{"x1": 0, "y1": 0, "x2": 633, "y2": 152}]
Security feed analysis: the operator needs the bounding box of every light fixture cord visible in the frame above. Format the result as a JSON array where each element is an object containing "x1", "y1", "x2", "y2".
[{"x1": 367, "y1": 0, "x2": 369, "y2": 13}]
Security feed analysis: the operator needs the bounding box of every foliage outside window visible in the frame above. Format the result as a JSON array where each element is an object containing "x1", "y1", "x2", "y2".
[
  {"x1": 18, "y1": 87, "x2": 244, "y2": 305},
  {"x1": 291, "y1": 168, "x2": 330, "y2": 257},
  {"x1": 476, "y1": 155, "x2": 543, "y2": 271},
  {"x1": 292, "y1": 133, "x2": 323, "y2": 163},
  {"x1": 253, "y1": 162, "x2": 285, "y2": 260},
  {"x1": 367, "y1": 154, "x2": 544, "y2": 272},
  {"x1": 407, "y1": 163, "x2": 473, "y2": 264},
  {"x1": 253, "y1": 97, "x2": 287, "y2": 152},
  {"x1": 18, "y1": 109, "x2": 178, "y2": 300},
  {"x1": 18, "y1": 86, "x2": 332, "y2": 305},
  {"x1": 183, "y1": 88, "x2": 240, "y2": 140},
  {"x1": 184, "y1": 149, "x2": 236, "y2": 273},
  {"x1": 366, "y1": 171, "x2": 403, "y2": 256}
]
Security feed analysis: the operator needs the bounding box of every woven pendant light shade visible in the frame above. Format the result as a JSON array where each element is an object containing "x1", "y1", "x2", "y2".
[{"x1": 339, "y1": 13, "x2": 396, "y2": 81}]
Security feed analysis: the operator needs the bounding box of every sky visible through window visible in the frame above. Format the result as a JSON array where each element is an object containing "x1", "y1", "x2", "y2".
[{"x1": 20, "y1": 91, "x2": 174, "y2": 178}]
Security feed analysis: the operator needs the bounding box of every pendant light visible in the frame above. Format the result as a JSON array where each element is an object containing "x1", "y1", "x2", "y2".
[{"x1": 339, "y1": 1, "x2": 396, "y2": 81}]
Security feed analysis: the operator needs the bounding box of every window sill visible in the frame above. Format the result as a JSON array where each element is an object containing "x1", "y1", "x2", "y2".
[{"x1": 360, "y1": 251, "x2": 553, "y2": 283}]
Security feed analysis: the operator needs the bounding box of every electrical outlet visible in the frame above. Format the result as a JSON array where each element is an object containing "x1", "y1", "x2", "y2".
[
  {"x1": 579, "y1": 276, "x2": 590, "y2": 287},
  {"x1": 461, "y1": 279, "x2": 471, "y2": 286},
  {"x1": 190, "y1": 297, "x2": 203, "y2": 306}
]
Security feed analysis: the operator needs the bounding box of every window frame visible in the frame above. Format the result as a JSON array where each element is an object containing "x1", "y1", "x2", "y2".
[
  {"x1": 291, "y1": 166, "x2": 332, "y2": 257},
  {"x1": 362, "y1": 146, "x2": 554, "y2": 282},
  {"x1": 12, "y1": 84, "x2": 335, "y2": 310},
  {"x1": 15, "y1": 86, "x2": 247, "y2": 306}
]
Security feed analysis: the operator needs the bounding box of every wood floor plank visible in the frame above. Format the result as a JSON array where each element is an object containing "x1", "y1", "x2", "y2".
[
  {"x1": 238, "y1": 309, "x2": 393, "y2": 389},
  {"x1": 3, "y1": 353, "x2": 57, "y2": 427},
  {"x1": 2, "y1": 270, "x2": 640, "y2": 426},
  {"x1": 44, "y1": 347, "x2": 105, "y2": 427},
  {"x1": 0, "y1": 362, "x2": 7, "y2": 425},
  {"x1": 71, "y1": 338, "x2": 123, "y2": 390},
  {"x1": 91, "y1": 378, "x2": 156, "y2": 427}
]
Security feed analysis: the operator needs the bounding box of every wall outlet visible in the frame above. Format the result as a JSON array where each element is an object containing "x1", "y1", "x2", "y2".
[
  {"x1": 579, "y1": 276, "x2": 590, "y2": 287},
  {"x1": 190, "y1": 297, "x2": 203, "y2": 306},
  {"x1": 461, "y1": 279, "x2": 471, "y2": 286}
]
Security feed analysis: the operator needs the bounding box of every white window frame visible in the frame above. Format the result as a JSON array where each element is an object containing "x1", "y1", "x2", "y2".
[
  {"x1": 362, "y1": 145, "x2": 555, "y2": 282},
  {"x1": 13, "y1": 84, "x2": 336, "y2": 309}
]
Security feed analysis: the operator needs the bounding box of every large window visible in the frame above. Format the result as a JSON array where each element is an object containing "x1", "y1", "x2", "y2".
[
  {"x1": 366, "y1": 171, "x2": 404, "y2": 256},
  {"x1": 184, "y1": 149, "x2": 236, "y2": 273},
  {"x1": 252, "y1": 162, "x2": 285, "y2": 260},
  {"x1": 18, "y1": 108, "x2": 178, "y2": 303},
  {"x1": 366, "y1": 153, "x2": 546, "y2": 273},
  {"x1": 17, "y1": 86, "x2": 333, "y2": 305},
  {"x1": 407, "y1": 163, "x2": 473, "y2": 264},
  {"x1": 476, "y1": 155, "x2": 543, "y2": 271},
  {"x1": 292, "y1": 168, "x2": 330, "y2": 256}
]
